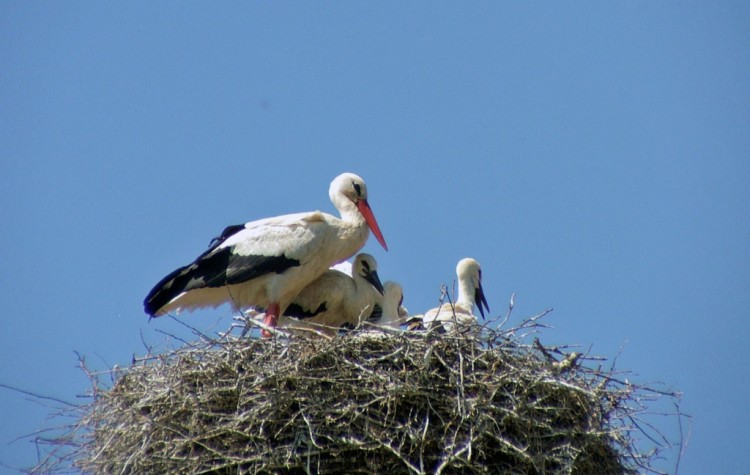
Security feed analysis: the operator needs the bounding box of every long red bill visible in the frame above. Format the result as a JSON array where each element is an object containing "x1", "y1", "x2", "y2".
[{"x1": 357, "y1": 199, "x2": 388, "y2": 251}]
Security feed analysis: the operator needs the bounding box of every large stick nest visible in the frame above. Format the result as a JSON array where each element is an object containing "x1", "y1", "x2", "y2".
[{"x1": 35, "y1": 314, "x2": 679, "y2": 474}]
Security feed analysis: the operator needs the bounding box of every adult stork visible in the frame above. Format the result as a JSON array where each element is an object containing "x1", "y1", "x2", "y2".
[
  {"x1": 277, "y1": 253, "x2": 385, "y2": 337},
  {"x1": 415, "y1": 258, "x2": 490, "y2": 333},
  {"x1": 143, "y1": 172, "x2": 388, "y2": 337}
]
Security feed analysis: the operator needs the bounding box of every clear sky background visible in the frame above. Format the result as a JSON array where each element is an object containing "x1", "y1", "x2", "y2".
[{"x1": 1, "y1": 3, "x2": 748, "y2": 474}]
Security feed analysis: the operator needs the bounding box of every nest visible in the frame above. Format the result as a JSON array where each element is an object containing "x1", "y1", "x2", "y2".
[{"x1": 32, "y1": 313, "x2": 681, "y2": 474}]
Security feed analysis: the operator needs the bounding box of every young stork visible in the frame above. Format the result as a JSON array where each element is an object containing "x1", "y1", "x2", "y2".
[
  {"x1": 366, "y1": 281, "x2": 408, "y2": 330},
  {"x1": 417, "y1": 258, "x2": 490, "y2": 333},
  {"x1": 277, "y1": 253, "x2": 385, "y2": 337},
  {"x1": 143, "y1": 173, "x2": 388, "y2": 337}
]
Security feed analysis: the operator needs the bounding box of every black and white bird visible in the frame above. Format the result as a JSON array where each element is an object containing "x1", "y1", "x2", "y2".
[
  {"x1": 276, "y1": 253, "x2": 385, "y2": 337},
  {"x1": 365, "y1": 280, "x2": 408, "y2": 330},
  {"x1": 414, "y1": 258, "x2": 490, "y2": 332},
  {"x1": 143, "y1": 172, "x2": 388, "y2": 337}
]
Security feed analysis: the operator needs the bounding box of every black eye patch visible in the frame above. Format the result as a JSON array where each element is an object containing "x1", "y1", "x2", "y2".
[{"x1": 352, "y1": 182, "x2": 362, "y2": 196}]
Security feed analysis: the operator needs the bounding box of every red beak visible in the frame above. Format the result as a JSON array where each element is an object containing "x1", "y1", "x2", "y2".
[{"x1": 356, "y1": 199, "x2": 388, "y2": 251}]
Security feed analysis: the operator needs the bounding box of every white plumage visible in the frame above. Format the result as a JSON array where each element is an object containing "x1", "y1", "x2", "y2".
[
  {"x1": 417, "y1": 258, "x2": 490, "y2": 333},
  {"x1": 277, "y1": 253, "x2": 385, "y2": 337},
  {"x1": 143, "y1": 172, "x2": 388, "y2": 337},
  {"x1": 367, "y1": 281, "x2": 408, "y2": 330}
]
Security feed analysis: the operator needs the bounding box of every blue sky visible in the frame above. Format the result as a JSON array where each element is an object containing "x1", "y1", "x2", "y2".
[{"x1": 2, "y1": 3, "x2": 748, "y2": 473}]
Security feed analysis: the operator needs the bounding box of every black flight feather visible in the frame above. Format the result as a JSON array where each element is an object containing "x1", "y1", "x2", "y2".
[{"x1": 144, "y1": 225, "x2": 300, "y2": 316}]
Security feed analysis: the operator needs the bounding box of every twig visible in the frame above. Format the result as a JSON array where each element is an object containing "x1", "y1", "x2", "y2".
[
  {"x1": 497, "y1": 291, "x2": 515, "y2": 329},
  {"x1": 0, "y1": 383, "x2": 77, "y2": 408}
]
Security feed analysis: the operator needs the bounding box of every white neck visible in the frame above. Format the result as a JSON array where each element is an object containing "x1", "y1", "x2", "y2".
[{"x1": 456, "y1": 278, "x2": 476, "y2": 311}]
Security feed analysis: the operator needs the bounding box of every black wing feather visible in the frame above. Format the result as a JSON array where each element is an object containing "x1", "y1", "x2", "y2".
[
  {"x1": 208, "y1": 224, "x2": 246, "y2": 250},
  {"x1": 284, "y1": 302, "x2": 328, "y2": 320},
  {"x1": 144, "y1": 225, "x2": 300, "y2": 316},
  {"x1": 366, "y1": 303, "x2": 383, "y2": 323}
]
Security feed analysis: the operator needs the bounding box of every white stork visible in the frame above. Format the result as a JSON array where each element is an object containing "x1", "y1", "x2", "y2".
[
  {"x1": 276, "y1": 253, "x2": 385, "y2": 337},
  {"x1": 363, "y1": 280, "x2": 408, "y2": 331},
  {"x1": 143, "y1": 172, "x2": 388, "y2": 337},
  {"x1": 417, "y1": 258, "x2": 490, "y2": 332}
]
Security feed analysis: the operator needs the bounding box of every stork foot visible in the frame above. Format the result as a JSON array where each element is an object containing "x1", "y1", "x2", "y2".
[{"x1": 261, "y1": 302, "x2": 281, "y2": 338}]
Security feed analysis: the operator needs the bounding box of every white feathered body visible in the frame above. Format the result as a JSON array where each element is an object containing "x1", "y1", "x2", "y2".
[{"x1": 143, "y1": 172, "x2": 387, "y2": 330}]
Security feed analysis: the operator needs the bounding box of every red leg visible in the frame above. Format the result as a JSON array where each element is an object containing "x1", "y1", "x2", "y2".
[{"x1": 261, "y1": 302, "x2": 280, "y2": 338}]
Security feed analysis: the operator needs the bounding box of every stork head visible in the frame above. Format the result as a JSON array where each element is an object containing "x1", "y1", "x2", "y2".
[
  {"x1": 456, "y1": 258, "x2": 490, "y2": 319},
  {"x1": 353, "y1": 253, "x2": 385, "y2": 295},
  {"x1": 330, "y1": 173, "x2": 388, "y2": 251}
]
